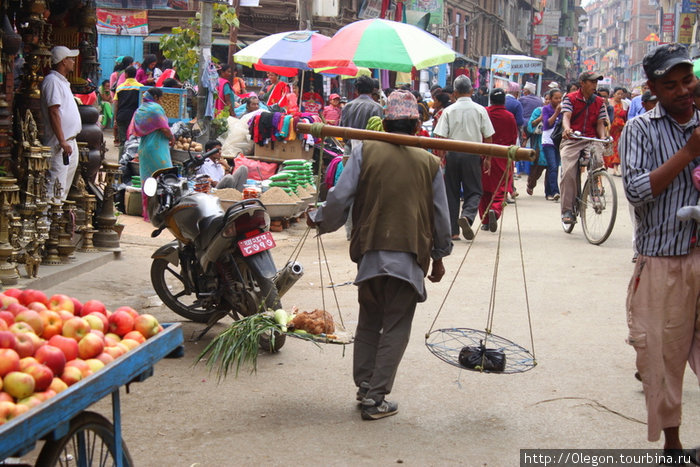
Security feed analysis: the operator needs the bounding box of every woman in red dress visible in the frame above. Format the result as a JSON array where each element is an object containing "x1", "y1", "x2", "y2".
[{"x1": 605, "y1": 87, "x2": 628, "y2": 176}]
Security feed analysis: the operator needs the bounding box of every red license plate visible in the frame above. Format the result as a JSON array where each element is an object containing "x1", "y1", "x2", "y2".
[{"x1": 238, "y1": 232, "x2": 276, "y2": 257}]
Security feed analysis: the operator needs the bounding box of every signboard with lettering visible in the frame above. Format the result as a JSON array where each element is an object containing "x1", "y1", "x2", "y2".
[
  {"x1": 490, "y1": 55, "x2": 543, "y2": 74},
  {"x1": 97, "y1": 9, "x2": 148, "y2": 35},
  {"x1": 662, "y1": 13, "x2": 675, "y2": 32},
  {"x1": 533, "y1": 35, "x2": 550, "y2": 56},
  {"x1": 678, "y1": 13, "x2": 695, "y2": 43}
]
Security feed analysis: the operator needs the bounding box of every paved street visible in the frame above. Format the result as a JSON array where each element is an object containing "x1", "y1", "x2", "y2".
[{"x1": 34, "y1": 173, "x2": 700, "y2": 466}]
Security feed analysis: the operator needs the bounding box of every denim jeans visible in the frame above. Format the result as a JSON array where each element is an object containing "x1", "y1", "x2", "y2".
[{"x1": 542, "y1": 145, "x2": 561, "y2": 197}]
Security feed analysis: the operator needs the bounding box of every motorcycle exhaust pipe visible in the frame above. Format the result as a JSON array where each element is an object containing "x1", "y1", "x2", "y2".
[{"x1": 273, "y1": 261, "x2": 304, "y2": 298}]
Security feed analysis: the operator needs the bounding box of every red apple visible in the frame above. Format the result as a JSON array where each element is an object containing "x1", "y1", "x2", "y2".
[
  {"x1": 0, "y1": 400, "x2": 16, "y2": 423},
  {"x1": 90, "y1": 330, "x2": 105, "y2": 340},
  {"x1": 85, "y1": 359, "x2": 104, "y2": 373},
  {"x1": 1, "y1": 289, "x2": 21, "y2": 300},
  {"x1": 0, "y1": 349, "x2": 20, "y2": 377},
  {"x1": 134, "y1": 314, "x2": 159, "y2": 339},
  {"x1": 104, "y1": 333, "x2": 120, "y2": 345},
  {"x1": 25, "y1": 332, "x2": 44, "y2": 352},
  {"x1": 35, "y1": 345, "x2": 66, "y2": 376},
  {"x1": 5, "y1": 303, "x2": 28, "y2": 317},
  {"x1": 0, "y1": 294, "x2": 17, "y2": 312},
  {"x1": 18, "y1": 289, "x2": 47, "y2": 307},
  {"x1": 27, "y1": 302, "x2": 48, "y2": 314},
  {"x1": 34, "y1": 389, "x2": 56, "y2": 401},
  {"x1": 122, "y1": 331, "x2": 145, "y2": 344},
  {"x1": 39, "y1": 310, "x2": 62, "y2": 339},
  {"x1": 83, "y1": 314, "x2": 105, "y2": 332},
  {"x1": 48, "y1": 294, "x2": 74, "y2": 314},
  {"x1": 70, "y1": 297, "x2": 83, "y2": 316},
  {"x1": 0, "y1": 311, "x2": 13, "y2": 327},
  {"x1": 49, "y1": 377, "x2": 68, "y2": 393},
  {"x1": 57, "y1": 309, "x2": 74, "y2": 322},
  {"x1": 0, "y1": 392, "x2": 12, "y2": 402},
  {"x1": 22, "y1": 362, "x2": 53, "y2": 391},
  {"x1": 13, "y1": 333, "x2": 34, "y2": 358},
  {"x1": 16, "y1": 394, "x2": 43, "y2": 410},
  {"x1": 103, "y1": 346, "x2": 125, "y2": 359},
  {"x1": 0, "y1": 320, "x2": 6, "y2": 331},
  {"x1": 3, "y1": 371, "x2": 35, "y2": 399},
  {"x1": 0, "y1": 331, "x2": 17, "y2": 350},
  {"x1": 78, "y1": 334, "x2": 104, "y2": 360},
  {"x1": 65, "y1": 359, "x2": 92, "y2": 378},
  {"x1": 87, "y1": 312, "x2": 109, "y2": 331},
  {"x1": 14, "y1": 309, "x2": 43, "y2": 336},
  {"x1": 62, "y1": 317, "x2": 91, "y2": 342},
  {"x1": 119, "y1": 339, "x2": 139, "y2": 351},
  {"x1": 18, "y1": 357, "x2": 38, "y2": 371},
  {"x1": 81, "y1": 300, "x2": 107, "y2": 317},
  {"x1": 60, "y1": 366, "x2": 82, "y2": 386},
  {"x1": 48, "y1": 335, "x2": 79, "y2": 362},
  {"x1": 9, "y1": 322, "x2": 33, "y2": 335},
  {"x1": 95, "y1": 352, "x2": 114, "y2": 365},
  {"x1": 107, "y1": 311, "x2": 134, "y2": 337},
  {"x1": 115, "y1": 306, "x2": 139, "y2": 319}
]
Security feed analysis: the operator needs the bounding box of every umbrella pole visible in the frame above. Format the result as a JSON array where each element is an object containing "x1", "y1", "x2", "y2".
[
  {"x1": 295, "y1": 123, "x2": 535, "y2": 161},
  {"x1": 299, "y1": 70, "x2": 305, "y2": 110}
]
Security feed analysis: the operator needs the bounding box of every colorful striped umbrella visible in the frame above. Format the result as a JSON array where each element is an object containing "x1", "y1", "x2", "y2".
[
  {"x1": 234, "y1": 30, "x2": 357, "y2": 77},
  {"x1": 307, "y1": 19, "x2": 456, "y2": 73}
]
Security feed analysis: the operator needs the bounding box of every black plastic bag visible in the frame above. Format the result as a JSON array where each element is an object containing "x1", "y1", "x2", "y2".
[{"x1": 458, "y1": 340, "x2": 506, "y2": 372}]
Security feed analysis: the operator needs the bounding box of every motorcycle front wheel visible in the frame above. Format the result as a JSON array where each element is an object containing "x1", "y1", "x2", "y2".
[{"x1": 150, "y1": 258, "x2": 220, "y2": 323}]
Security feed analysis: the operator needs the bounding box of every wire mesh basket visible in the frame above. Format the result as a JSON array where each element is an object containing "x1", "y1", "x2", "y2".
[{"x1": 426, "y1": 328, "x2": 536, "y2": 374}]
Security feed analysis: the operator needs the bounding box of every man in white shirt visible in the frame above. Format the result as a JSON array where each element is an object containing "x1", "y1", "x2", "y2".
[
  {"x1": 433, "y1": 75, "x2": 495, "y2": 240},
  {"x1": 40, "y1": 46, "x2": 81, "y2": 202},
  {"x1": 197, "y1": 140, "x2": 248, "y2": 191}
]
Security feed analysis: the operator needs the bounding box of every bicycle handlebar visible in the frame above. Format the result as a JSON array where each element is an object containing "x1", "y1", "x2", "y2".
[{"x1": 570, "y1": 131, "x2": 613, "y2": 144}]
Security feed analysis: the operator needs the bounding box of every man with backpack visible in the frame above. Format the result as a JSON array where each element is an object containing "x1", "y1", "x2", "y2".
[{"x1": 558, "y1": 71, "x2": 609, "y2": 225}]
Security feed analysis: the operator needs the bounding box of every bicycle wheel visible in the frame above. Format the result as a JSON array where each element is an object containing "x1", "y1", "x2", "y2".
[
  {"x1": 581, "y1": 169, "x2": 617, "y2": 245},
  {"x1": 37, "y1": 411, "x2": 133, "y2": 467}
]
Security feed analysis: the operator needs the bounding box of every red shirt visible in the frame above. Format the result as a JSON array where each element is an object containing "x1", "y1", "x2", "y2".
[{"x1": 486, "y1": 105, "x2": 517, "y2": 146}]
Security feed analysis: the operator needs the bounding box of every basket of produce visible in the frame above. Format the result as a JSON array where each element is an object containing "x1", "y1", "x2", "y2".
[
  {"x1": 198, "y1": 306, "x2": 352, "y2": 378},
  {"x1": 171, "y1": 136, "x2": 202, "y2": 164},
  {"x1": 138, "y1": 86, "x2": 188, "y2": 124}
]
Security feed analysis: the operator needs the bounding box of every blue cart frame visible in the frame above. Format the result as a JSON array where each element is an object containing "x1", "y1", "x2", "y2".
[{"x1": 0, "y1": 323, "x2": 184, "y2": 466}]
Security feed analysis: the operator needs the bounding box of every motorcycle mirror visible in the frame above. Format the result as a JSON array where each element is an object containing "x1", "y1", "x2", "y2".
[{"x1": 143, "y1": 177, "x2": 158, "y2": 197}]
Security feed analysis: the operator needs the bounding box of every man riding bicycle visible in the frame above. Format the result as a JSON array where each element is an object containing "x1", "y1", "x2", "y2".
[{"x1": 559, "y1": 71, "x2": 610, "y2": 225}]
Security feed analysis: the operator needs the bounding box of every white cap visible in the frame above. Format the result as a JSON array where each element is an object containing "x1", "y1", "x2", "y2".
[
  {"x1": 524, "y1": 82, "x2": 536, "y2": 93},
  {"x1": 547, "y1": 81, "x2": 559, "y2": 89},
  {"x1": 51, "y1": 46, "x2": 79, "y2": 65}
]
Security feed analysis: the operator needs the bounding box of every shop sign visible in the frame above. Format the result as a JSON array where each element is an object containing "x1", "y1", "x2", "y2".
[
  {"x1": 557, "y1": 36, "x2": 573, "y2": 48},
  {"x1": 96, "y1": 0, "x2": 185, "y2": 9},
  {"x1": 97, "y1": 9, "x2": 148, "y2": 36},
  {"x1": 533, "y1": 35, "x2": 550, "y2": 56},
  {"x1": 682, "y1": 0, "x2": 699, "y2": 13},
  {"x1": 662, "y1": 13, "x2": 675, "y2": 33},
  {"x1": 678, "y1": 13, "x2": 695, "y2": 43},
  {"x1": 405, "y1": 0, "x2": 443, "y2": 25},
  {"x1": 358, "y1": 0, "x2": 382, "y2": 18}
]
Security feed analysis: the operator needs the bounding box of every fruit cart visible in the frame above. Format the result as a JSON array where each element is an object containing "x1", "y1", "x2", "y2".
[{"x1": 0, "y1": 323, "x2": 184, "y2": 466}]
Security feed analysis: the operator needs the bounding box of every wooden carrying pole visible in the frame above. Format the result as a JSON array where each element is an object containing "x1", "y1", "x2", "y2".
[{"x1": 296, "y1": 123, "x2": 536, "y2": 161}]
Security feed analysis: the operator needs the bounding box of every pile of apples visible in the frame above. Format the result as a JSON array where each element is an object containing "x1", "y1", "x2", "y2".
[{"x1": 0, "y1": 288, "x2": 163, "y2": 425}]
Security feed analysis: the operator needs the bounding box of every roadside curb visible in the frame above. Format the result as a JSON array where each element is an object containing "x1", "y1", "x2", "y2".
[{"x1": 5, "y1": 250, "x2": 120, "y2": 291}]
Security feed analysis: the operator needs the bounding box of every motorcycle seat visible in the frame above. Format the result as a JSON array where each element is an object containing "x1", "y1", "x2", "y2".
[{"x1": 196, "y1": 215, "x2": 224, "y2": 249}]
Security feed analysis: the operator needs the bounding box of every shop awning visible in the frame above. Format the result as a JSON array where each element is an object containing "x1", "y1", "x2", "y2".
[{"x1": 503, "y1": 29, "x2": 524, "y2": 54}]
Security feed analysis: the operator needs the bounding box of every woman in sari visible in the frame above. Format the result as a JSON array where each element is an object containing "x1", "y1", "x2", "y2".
[
  {"x1": 129, "y1": 88, "x2": 175, "y2": 221},
  {"x1": 605, "y1": 86, "x2": 628, "y2": 176}
]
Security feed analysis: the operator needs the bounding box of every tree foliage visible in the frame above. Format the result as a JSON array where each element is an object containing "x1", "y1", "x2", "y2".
[{"x1": 159, "y1": 5, "x2": 239, "y2": 85}]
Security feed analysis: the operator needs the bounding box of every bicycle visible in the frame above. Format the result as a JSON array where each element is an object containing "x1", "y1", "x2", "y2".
[{"x1": 561, "y1": 131, "x2": 618, "y2": 245}]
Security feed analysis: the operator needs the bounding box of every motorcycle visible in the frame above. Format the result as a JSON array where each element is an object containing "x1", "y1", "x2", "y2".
[{"x1": 143, "y1": 149, "x2": 303, "y2": 350}]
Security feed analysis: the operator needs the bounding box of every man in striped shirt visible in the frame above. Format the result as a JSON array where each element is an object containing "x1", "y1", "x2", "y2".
[{"x1": 619, "y1": 43, "x2": 700, "y2": 461}]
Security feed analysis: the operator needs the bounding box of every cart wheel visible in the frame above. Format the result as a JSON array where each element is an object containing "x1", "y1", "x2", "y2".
[{"x1": 36, "y1": 411, "x2": 133, "y2": 467}]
